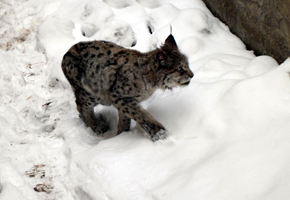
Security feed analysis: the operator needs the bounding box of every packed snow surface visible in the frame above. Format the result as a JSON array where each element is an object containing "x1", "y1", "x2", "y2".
[{"x1": 1, "y1": 0, "x2": 290, "y2": 199}]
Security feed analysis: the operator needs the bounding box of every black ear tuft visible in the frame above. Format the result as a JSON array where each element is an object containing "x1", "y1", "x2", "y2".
[{"x1": 164, "y1": 34, "x2": 177, "y2": 50}]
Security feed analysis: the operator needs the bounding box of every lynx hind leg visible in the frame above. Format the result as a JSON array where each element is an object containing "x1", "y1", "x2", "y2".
[
  {"x1": 75, "y1": 89, "x2": 109, "y2": 135},
  {"x1": 61, "y1": 48, "x2": 82, "y2": 86}
]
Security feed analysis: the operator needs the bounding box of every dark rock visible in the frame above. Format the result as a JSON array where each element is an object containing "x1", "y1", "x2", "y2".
[{"x1": 202, "y1": 0, "x2": 290, "y2": 64}]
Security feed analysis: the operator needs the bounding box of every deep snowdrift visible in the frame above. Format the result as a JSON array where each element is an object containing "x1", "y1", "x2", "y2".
[{"x1": 1, "y1": 0, "x2": 290, "y2": 199}]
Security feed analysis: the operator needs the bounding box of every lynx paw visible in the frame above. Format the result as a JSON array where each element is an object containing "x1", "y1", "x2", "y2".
[
  {"x1": 94, "y1": 124, "x2": 110, "y2": 136},
  {"x1": 151, "y1": 129, "x2": 168, "y2": 142},
  {"x1": 142, "y1": 124, "x2": 168, "y2": 142},
  {"x1": 92, "y1": 115, "x2": 110, "y2": 136}
]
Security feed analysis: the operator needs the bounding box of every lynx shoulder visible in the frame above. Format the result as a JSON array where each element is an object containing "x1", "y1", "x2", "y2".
[{"x1": 61, "y1": 34, "x2": 193, "y2": 142}]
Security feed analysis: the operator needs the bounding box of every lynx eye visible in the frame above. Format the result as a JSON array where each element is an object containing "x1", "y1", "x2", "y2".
[{"x1": 179, "y1": 68, "x2": 186, "y2": 75}]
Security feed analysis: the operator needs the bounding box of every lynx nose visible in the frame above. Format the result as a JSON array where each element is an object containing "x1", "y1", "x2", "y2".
[{"x1": 188, "y1": 70, "x2": 194, "y2": 78}]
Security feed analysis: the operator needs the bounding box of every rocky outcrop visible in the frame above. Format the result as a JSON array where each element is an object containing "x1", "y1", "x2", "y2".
[{"x1": 202, "y1": 0, "x2": 290, "y2": 64}]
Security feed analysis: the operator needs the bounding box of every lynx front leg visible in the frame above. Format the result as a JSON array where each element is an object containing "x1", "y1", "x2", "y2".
[
  {"x1": 117, "y1": 112, "x2": 131, "y2": 135},
  {"x1": 75, "y1": 90, "x2": 109, "y2": 135},
  {"x1": 114, "y1": 99, "x2": 168, "y2": 142}
]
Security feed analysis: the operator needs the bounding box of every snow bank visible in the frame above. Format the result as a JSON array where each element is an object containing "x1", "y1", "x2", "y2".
[{"x1": 1, "y1": 0, "x2": 289, "y2": 199}]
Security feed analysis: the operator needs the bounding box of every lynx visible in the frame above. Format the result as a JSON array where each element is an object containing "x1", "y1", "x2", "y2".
[{"x1": 61, "y1": 34, "x2": 193, "y2": 142}]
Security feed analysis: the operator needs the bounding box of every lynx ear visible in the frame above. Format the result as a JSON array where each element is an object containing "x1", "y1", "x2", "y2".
[
  {"x1": 164, "y1": 34, "x2": 177, "y2": 50},
  {"x1": 156, "y1": 50, "x2": 167, "y2": 67}
]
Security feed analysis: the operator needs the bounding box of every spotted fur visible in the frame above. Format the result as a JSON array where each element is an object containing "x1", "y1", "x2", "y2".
[{"x1": 61, "y1": 34, "x2": 193, "y2": 142}]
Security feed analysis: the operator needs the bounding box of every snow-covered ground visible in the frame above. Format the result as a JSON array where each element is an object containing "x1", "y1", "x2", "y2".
[{"x1": 1, "y1": 0, "x2": 290, "y2": 199}]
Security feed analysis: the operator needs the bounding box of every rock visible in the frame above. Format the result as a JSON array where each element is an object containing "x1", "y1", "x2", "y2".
[{"x1": 202, "y1": 0, "x2": 290, "y2": 64}]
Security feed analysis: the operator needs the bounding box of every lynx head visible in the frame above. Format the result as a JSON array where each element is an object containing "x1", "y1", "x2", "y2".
[{"x1": 155, "y1": 34, "x2": 194, "y2": 90}]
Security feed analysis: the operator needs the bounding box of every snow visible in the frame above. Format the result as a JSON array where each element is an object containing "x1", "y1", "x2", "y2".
[{"x1": 1, "y1": 0, "x2": 290, "y2": 199}]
